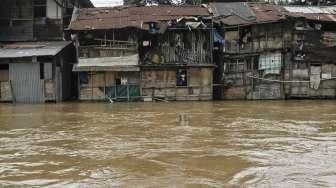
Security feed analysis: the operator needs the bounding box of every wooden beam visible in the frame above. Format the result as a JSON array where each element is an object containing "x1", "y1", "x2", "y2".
[{"x1": 53, "y1": 0, "x2": 65, "y2": 8}]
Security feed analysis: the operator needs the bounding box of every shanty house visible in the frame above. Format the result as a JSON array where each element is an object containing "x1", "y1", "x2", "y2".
[
  {"x1": 283, "y1": 6, "x2": 336, "y2": 99},
  {"x1": 0, "y1": 0, "x2": 93, "y2": 103},
  {"x1": 0, "y1": 42, "x2": 76, "y2": 102},
  {"x1": 210, "y1": 2, "x2": 289, "y2": 100},
  {"x1": 69, "y1": 7, "x2": 141, "y2": 101},
  {"x1": 69, "y1": 5, "x2": 214, "y2": 101},
  {"x1": 211, "y1": 2, "x2": 336, "y2": 100}
]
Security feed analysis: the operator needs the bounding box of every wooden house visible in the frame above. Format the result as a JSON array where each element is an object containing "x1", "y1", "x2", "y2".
[
  {"x1": 69, "y1": 5, "x2": 215, "y2": 101},
  {"x1": 211, "y1": 2, "x2": 336, "y2": 100},
  {"x1": 283, "y1": 6, "x2": 336, "y2": 99}
]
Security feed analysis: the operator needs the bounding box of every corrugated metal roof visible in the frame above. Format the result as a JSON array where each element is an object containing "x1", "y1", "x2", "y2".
[
  {"x1": 0, "y1": 41, "x2": 72, "y2": 58},
  {"x1": 73, "y1": 54, "x2": 140, "y2": 71},
  {"x1": 250, "y1": 3, "x2": 285, "y2": 23},
  {"x1": 284, "y1": 6, "x2": 336, "y2": 14},
  {"x1": 210, "y1": 2, "x2": 255, "y2": 21},
  {"x1": 283, "y1": 6, "x2": 336, "y2": 22},
  {"x1": 210, "y1": 2, "x2": 285, "y2": 26},
  {"x1": 69, "y1": 5, "x2": 210, "y2": 30}
]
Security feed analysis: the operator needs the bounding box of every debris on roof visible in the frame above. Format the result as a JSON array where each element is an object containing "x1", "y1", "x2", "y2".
[
  {"x1": 69, "y1": 5, "x2": 211, "y2": 30},
  {"x1": 70, "y1": 3, "x2": 336, "y2": 30}
]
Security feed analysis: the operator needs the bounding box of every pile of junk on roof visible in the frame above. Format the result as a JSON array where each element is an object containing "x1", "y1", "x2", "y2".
[{"x1": 1, "y1": 1, "x2": 336, "y2": 103}]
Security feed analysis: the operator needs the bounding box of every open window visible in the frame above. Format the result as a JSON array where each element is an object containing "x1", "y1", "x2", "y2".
[
  {"x1": 176, "y1": 69, "x2": 187, "y2": 87},
  {"x1": 0, "y1": 64, "x2": 9, "y2": 82},
  {"x1": 115, "y1": 73, "x2": 128, "y2": 86},
  {"x1": 34, "y1": 0, "x2": 46, "y2": 18},
  {"x1": 0, "y1": 64, "x2": 9, "y2": 70},
  {"x1": 40, "y1": 63, "x2": 45, "y2": 79}
]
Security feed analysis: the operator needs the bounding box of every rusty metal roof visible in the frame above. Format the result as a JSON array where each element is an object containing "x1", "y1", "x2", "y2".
[
  {"x1": 249, "y1": 3, "x2": 285, "y2": 24},
  {"x1": 69, "y1": 5, "x2": 210, "y2": 30},
  {"x1": 210, "y1": 3, "x2": 336, "y2": 26},
  {"x1": 0, "y1": 41, "x2": 72, "y2": 58},
  {"x1": 210, "y1": 3, "x2": 285, "y2": 26}
]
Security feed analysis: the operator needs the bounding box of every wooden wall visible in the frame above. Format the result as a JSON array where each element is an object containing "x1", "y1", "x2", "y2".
[{"x1": 286, "y1": 62, "x2": 336, "y2": 99}]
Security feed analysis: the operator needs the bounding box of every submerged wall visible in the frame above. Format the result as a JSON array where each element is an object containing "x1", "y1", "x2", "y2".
[
  {"x1": 220, "y1": 53, "x2": 336, "y2": 100},
  {"x1": 141, "y1": 67, "x2": 213, "y2": 101},
  {"x1": 79, "y1": 71, "x2": 141, "y2": 101},
  {"x1": 286, "y1": 63, "x2": 336, "y2": 99},
  {"x1": 0, "y1": 67, "x2": 12, "y2": 102}
]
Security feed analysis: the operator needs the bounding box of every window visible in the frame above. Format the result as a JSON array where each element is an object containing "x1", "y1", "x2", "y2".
[
  {"x1": 40, "y1": 63, "x2": 44, "y2": 79},
  {"x1": 0, "y1": 64, "x2": 9, "y2": 82},
  {"x1": 79, "y1": 72, "x2": 89, "y2": 85},
  {"x1": 115, "y1": 78, "x2": 121, "y2": 85},
  {"x1": 247, "y1": 60, "x2": 253, "y2": 71},
  {"x1": 176, "y1": 69, "x2": 187, "y2": 87},
  {"x1": 0, "y1": 64, "x2": 9, "y2": 70},
  {"x1": 225, "y1": 63, "x2": 236, "y2": 73},
  {"x1": 34, "y1": 0, "x2": 46, "y2": 18}
]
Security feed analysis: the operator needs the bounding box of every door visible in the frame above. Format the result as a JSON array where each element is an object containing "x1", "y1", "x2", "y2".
[{"x1": 9, "y1": 63, "x2": 44, "y2": 103}]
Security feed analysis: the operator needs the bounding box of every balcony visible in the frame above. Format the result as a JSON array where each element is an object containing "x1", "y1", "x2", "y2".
[{"x1": 78, "y1": 39, "x2": 137, "y2": 59}]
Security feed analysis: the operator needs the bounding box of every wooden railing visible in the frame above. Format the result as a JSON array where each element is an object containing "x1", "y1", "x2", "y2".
[
  {"x1": 224, "y1": 40, "x2": 285, "y2": 54},
  {"x1": 78, "y1": 39, "x2": 137, "y2": 58}
]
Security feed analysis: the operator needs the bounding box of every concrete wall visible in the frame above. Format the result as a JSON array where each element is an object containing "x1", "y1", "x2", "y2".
[
  {"x1": 0, "y1": 82, "x2": 12, "y2": 102},
  {"x1": 141, "y1": 67, "x2": 213, "y2": 101}
]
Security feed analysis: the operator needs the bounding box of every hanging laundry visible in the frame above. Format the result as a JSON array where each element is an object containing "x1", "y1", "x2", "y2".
[{"x1": 310, "y1": 66, "x2": 321, "y2": 90}]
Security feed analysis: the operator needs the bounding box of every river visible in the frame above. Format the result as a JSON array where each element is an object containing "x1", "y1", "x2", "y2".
[{"x1": 0, "y1": 101, "x2": 336, "y2": 187}]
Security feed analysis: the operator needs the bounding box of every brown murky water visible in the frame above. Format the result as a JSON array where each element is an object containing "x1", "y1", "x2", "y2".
[{"x1": 1, "y1": 101, "x2": 336, "y2": 187}]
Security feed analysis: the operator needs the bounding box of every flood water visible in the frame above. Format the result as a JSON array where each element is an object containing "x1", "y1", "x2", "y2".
[{"x1": 0, "y1": 101, "x2": 336, "y2": 187}]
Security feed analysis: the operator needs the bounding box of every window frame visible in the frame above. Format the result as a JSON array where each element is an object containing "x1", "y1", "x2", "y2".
[
  {"x1": 176, "y1": 69, "x2": 188, "y2": 87},
  {"x1": 34, "y1": 0, "x2": 47, "y2": 18}
]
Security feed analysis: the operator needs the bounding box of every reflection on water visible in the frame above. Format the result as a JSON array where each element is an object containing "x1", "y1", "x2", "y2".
[{"x1": 1, "y1": 101, "x2": 336, "y2": 187}]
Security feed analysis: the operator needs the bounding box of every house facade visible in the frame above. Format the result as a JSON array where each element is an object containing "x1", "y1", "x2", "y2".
[
  {"x1": 0, "y1": 0, "x2": 93, "y2": 103},
  {"x1": 1, "y1": 2, "x2": 336, "y2": 103},
  {"x1": 283, "y1": 6, "x2": 336, "y2": 99},
  {"x1": 69, "y1": 5, "x2": 215, "y2": 102},
  {"x1": 211, "y1": 2, "x2": 336, "y2": 100}
]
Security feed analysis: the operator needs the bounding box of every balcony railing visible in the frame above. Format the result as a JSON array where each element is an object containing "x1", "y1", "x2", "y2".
[
  {"x1": 78, "y1": 39, "x2": 137, "y2": 58},
  {"x1": 224, "y1": 40, "x2": 285, "y2": 54}
]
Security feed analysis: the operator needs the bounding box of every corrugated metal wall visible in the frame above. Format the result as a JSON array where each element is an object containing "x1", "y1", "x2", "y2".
[
  {"x1": 44, "y1": 63, "x2": 53, "y2": 79},
  {"x1": 9, "y1": 63, "x2": 44, "y2": 103}
]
